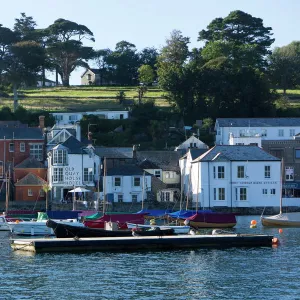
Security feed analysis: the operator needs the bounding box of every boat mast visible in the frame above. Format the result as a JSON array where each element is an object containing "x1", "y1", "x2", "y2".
[
  {"x1": 5, "y1": 168, "x2": 10, "y2": 215},
  {"x1": 72, "y1": 185, "x2": 76, "y2": 211},
  {"x1": 280, "y1": 158, "x2": 284, "y2": 214},
  {"x1": 196, "y1": 163, "x2": 199, "y2": 211},
  {"x1": 102, "y1": 157, "x2": 107, "y2": 215},
  {"x1": 142, "y1": 171, "x2": 145, "y2": 210}
]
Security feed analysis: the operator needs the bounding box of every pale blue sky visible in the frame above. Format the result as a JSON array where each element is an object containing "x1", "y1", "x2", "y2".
[{"x1": 1, "y1": 0, "x2": 299, "y2": 84}]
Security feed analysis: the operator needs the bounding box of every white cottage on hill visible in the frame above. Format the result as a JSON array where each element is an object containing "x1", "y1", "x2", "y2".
[{"x1": 188, "y1": 145, "x2": 281, "y2": 209}]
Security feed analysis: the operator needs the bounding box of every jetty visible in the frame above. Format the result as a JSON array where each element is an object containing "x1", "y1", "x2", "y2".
[{"x1": 11, "y1": 234, "x2": 275, "y2": 253}]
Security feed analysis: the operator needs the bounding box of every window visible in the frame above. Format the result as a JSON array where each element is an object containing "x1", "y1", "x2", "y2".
[
  {"x1": 264, "y1": 166, "x2": 271, "y2": 178},
  {"x1": 53, "y1": 149, "x2": 67, "y2": 165},
  {"x1": 218, "y1": 166, "x2": 225, "y2": 179},
  {"x1": 270, "y1": 149, "x2": 284, "y2": 159},
  {"x1": 28, "y1": 189, "x2": 33, "y2": 196},
  {"x1": 236, "y1": 143, "x2": 244, "y2": 145},
  {"x1": 237, "y1": 166, "x2": 245, "y2": 178},
  {"x1": 161, "y1": 191, "x2": 170, "y2": 202},
  {"x1": 117, "y1": 194, "x2": 123, "y2": 203},
  {"x1": 114, "y1": 177, "x2": 121, "y2": 187},
  {"x1": 295, "y1": 150, "x2": 300, "y2": 159},
  {"x1": 270, "y1": 189, "x2": 276, "y2": 195},
  {"x1": 290, "y1": 129, "x2": 295, "y2": 137},
  {"x1": 84, "y1": 168, "x2": 93, "y2": 183},
  {"x1": 239, "y1": 188, "x2": 247, "y2": 201},
  {"x1": 285, "y1": 167, "x2": 294, "y2": 181},
  {"x1": 278, "y1": 129, "x2": 284, "y2": 137},
  {"x1": 239, "y1": 130, "x2": 245, "y2": 137},
  {"x1": 53, "y1": 167, "x2": 64, "y2": 183},
  {"x1": 249, "y1": 143, "x2": 258, "y2": 146},
  {"x1": 261, "y1": 129, "x2": 267, "y2": 137},
  {"x1": 132, "y1": 195, "x2": 138, "y2": 203},
  {"x1": 214, "y1": 188, "x2": 225, "y2": 200},
  {"x1": 87, "y1": 74, "x2": 91, "y2": 80},
  {"x1": 165, "y1": 172, "x2": 174, "y2": 179},
  {"x1": 190, "y1": 143, "x2": 193, "y2": 148},
  {"x1": 69, "y1": 115, "x2": 78, "y2": 121},
  {"x1": 20, "y1": 143, "x2": 25, "y2": 152},
  {"x1": 30, "y1": 144, "x2": 43, "y2": 161},
  {"x1": 133, "y1": 177, "x2": 140, "y2": 187},
  {"x1": 9, "y1": 143, "x2": 14, "y2": 152},
  {"x1": 0, "y1": 161, "x2": 3, "y2": 178},
  {"x1": 262, "y1": 189, "x2": 268, "y2": 195},
  {"x1": 39, "y1": 189, "x2": 45, "y2": 197},
  {"x1": 155, "y1": 170, "x2": 161, "y2": 178},
  {"x1": 213, "y1": 166, "x2": 216, "y2": 179},
  {"x1": 55, "y1": 115, "x2": 63, "y2": 121}
]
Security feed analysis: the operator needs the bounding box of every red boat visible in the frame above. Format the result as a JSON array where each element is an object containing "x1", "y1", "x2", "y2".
[{"x1": 83, "y1": 213, "x2": 145, "y2": 229}]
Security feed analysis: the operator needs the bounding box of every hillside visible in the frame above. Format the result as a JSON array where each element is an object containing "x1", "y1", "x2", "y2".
[{"x1": 0, "y1": 86, "x2": 169, "y2": 112}]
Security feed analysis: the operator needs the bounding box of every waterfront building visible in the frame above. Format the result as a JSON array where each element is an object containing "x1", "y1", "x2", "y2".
[
  {"x1": 215, "y1": 118, "x2": 300, "y2": 145},
  {"x1": 188, "y1": 145, "x2": 281, "y2": 209},
  {"x1": 47, "y1": 136, "x2": 100, "y2": 203},
  {"x1": 175, "y1": 135, "x2": 209, "y2": 154}
]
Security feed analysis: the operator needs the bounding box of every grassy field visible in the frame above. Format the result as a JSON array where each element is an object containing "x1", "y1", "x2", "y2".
[{"x1": 0, "y1": 86, "x2": 169, "y2": 112}]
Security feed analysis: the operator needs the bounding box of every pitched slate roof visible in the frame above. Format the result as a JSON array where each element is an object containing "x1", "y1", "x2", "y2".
[
  {"x1": 193, "y1": 145, "x2": 280, "y2": 162},
  {"x1": 136, "y1": 151, "x2": 181, "y2": 172},
  {"x1": 139, "y1": 159, "x2": 160, "y2": 169},
  {"x1": 61, "y1": 136, "x2": 86, "y2": 154},
  {"x1": 180, "y1": 149, "x2": 208, "y2": 160},
  {"x1": 0, "y1": 121, "x2": 28, "y2": 128},
  {"x1": 0, "y1": 127, "x2": 43, "y2": 139},
  {"x1": 15, "y1": 173, "x2": 46, "y2": 186},
  {"x1": 94, "y1": 147, "x2": 133, "y2": 159},
  {"x1": 106, "y1": 165, "x2": 150, "y2": 176},
  {"x1": 14, "y1": 157, "x2": 46, "y2": 169},
  {"x1": 217, "y1": 118, "x2": 300, "y2": 127}
]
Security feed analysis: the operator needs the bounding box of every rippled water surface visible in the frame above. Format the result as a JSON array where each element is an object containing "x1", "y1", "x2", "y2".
[{"x1": 1, "y1": 216, "x2": 300, "y2": 300}]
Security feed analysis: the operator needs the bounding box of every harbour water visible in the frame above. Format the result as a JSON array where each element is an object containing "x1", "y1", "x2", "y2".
[{"x1": 1, "y1": 215, "x2": 300, "y2": 300}]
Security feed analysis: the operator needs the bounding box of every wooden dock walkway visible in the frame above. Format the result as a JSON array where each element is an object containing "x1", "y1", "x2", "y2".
[{"x1": 11, "y1": 234, "x2": 275, "y2": 253}]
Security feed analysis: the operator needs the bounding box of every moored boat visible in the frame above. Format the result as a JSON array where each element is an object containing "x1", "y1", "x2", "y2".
[
  {"x1": 261, "y1": 212, "x2": 300, "y2": 227},
  {"x1": 127, "y1": 222, "x2": 190, "y2": 234}
]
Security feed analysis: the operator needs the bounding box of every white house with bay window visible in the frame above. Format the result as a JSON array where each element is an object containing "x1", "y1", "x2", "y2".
[
  {"x1": 104, "y1": 165, "x2": 151, "y2": 203},
  {"x1": 188, "y1": 145, "x2": 281, "y2": 208},
  {"x1": 47, "y1": 136, "x2": 100, "y2": 202}
]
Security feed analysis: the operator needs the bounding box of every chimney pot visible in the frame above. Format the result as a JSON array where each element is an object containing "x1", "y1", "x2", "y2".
[{"x1": 39, "y1": 116, "x2": 45, "y2": 129}]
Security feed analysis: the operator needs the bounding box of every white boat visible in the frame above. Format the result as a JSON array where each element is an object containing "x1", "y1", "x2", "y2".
[
  {"x1": 8, "y1": 212, "x2": 84, "y2": 236},
  {"x1": 127, "y1": 222, "x2": 191, "y2": 234},
  {"x1": 261, "y1": 212, "x2": 300, "y2": 227},
  {"x1": 261, "y1": 159, "x2": 300, "y2": 227},
  {"x1": 0, "y1": 215, "x2": 11, "y2": 231}
]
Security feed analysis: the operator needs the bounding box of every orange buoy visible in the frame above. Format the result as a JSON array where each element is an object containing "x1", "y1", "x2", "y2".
[
  {"x1": 279, "y1": 228, "x2": 283, "y2": 234},
  {"x1": 15, "y1": 220, "x2": 19, "y2": 224},
  {"x1": 250, "y1": 220, "x2": 257, "y2": 225}
]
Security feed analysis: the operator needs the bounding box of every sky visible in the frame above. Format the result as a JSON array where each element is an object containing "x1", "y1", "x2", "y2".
[{"x1": 1, "y1": 0, "x2": 300, "y2": 85}]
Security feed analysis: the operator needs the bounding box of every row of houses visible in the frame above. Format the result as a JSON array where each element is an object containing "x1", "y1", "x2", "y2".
[{"x1": 2, "y1": 116, "x2": 300, "y2": 211}]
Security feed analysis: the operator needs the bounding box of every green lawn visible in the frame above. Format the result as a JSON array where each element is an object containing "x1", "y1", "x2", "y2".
[{"x1": 1, "y1": 86, "x2": 169, "y2": 112}]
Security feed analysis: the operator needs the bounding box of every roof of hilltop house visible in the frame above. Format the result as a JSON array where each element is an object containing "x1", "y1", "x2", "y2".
[
  {"x1": 0, "y1": 127, "x2": 43, "y2": 139},
  {"x1": 216, "y1": 118, "x2": 300, "y2": 127},
  {"x1": 106, "y1": 165, "x2": 150, "y2": 176},
  {"x1": 0, "y1": 121, "x2": 28, "y2": 128},
  {"x1": 193, "y1": 145, "x2": 281, "y2": 162},
  {"x1": 53, "y1": 136, "x2": 86, "y2": 154},
  {"x1": 81, "y1": 68, "x2": 100, "y2": 77},
  {"x1": 136, "y1": 151, "x2": 182, "y2": 172},
  {"x1": 180, "y1": 148, "x2": 209, "y2": 160},
  {"x1": 15, "y1": 173, "x2": 47, "y2": 186},
  {"x1": 94, "y1": 147, "x2": 133, "y2": 159}
]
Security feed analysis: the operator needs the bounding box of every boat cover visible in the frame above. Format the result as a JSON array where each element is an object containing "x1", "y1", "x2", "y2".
[
  {"x1": 46, "y1": 211, "x2": 82, "y2": 219},
  {"x1": 168, "y1": 210, "x2": 213, "y2": 219},
  {"x1": 186, "y1": 212, "x2": 236, "y2": 223},
  {"x1": 84, "y1": 213, "x2": 145, "y2": 229},
  {"x1": 136, "y1": 209, "x2": 173, "y2": 217}
]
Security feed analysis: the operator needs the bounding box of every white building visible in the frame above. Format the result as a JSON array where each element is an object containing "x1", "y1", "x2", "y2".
[
  {"x1": 104, "y1": 165, "x2": 151, "y2": 203},
  {"x1": 187, "y1": 145, "x2": 281, "y2": 209},
  {"x1": 47, "y1": 136, "x2": 100, "y2": 202},
  {"x1": 52, "y1": 110, "x2": 130, "y2": 125},
  {"x1": 175, "y1": 135, "x2": 209, "y2": 152},
  {"x1": 215, "y1": 118, "x2": 300, "y2": 145}
]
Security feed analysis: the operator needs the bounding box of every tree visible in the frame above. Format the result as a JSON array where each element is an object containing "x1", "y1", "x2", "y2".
[
  {"x1": 4, "y1": 41, "x2": 46, "y2": 111},
  {"x1": 107, "y1": 41, "x2": 140, "y2": 85},
  {"x1": 115, "y1": 90, "x2": 126, "y2": 104},
  {"x1": 198, "y1": 10, "x2": 275, "y2": 69},
  {"x1": 268, "y1": 42, "x2": 300, "y2": 94},
  {"x1": 14, "y1": 13, "x2": 37, "y2": 41},
  {"x1": 93, "y1": 48, "x2": 112, "y2": 85},
  {"x1": 138, "y1": 64, "x2": 155, "y2": 85},
  {"x1": 139, "y1": 47, "x2": 158, "y2": 70},
  {"x1": 136, "y1": 85, "x2": 148, "y2": 105},
  {"x1": 46, "y1": 19, "x2": 95, "y2": 86}
]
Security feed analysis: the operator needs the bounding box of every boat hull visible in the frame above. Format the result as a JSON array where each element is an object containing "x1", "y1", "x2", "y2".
[
  {"x1": 261, "y1": 213, "x2": 300, "y2": 227},
  {"x1": 188, "y1": 221, "x2": 237, "y2": 228}
]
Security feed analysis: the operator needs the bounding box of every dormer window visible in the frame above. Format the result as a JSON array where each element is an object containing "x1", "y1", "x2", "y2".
[{"x1": 53, "y1": 149, "x2": 67, "y2": 165}]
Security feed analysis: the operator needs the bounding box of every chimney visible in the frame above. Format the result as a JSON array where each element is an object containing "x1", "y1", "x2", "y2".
[
  {"x1": 132, "y1": 144, "x2": 139, "y2": 162},
  {"x1": 39, "y1": 116, "x2": 45, "y2": 129}
]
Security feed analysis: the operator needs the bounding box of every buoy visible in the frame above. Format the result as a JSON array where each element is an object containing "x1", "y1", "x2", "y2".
[
  {"x1": 250, "y1": 220, "x2": 257, "y2": 225},
  {"x1": 279, "y1": 228, "x2": 283, "y2": 234},
  {"x1": 250, "y1": 224, "x2": 257, "y2": 229},
  {"x1": 272, "y1": 237, "x2": 280, "y2": 245},
  {"x1": 15, "y1": 220, "x2": 19, "y2": 224}
]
